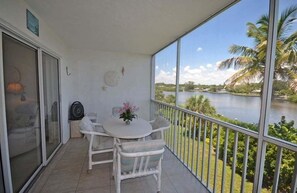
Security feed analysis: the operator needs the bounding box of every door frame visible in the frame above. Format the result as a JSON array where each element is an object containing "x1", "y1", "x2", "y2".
[{"x1": 0, "y1": 24, "x2": 63, "y2": 192}]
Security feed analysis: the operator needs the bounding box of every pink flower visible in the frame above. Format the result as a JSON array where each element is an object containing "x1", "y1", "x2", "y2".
[{"x1": 118, "y1": 102, "x2": 139, "y2": 114}]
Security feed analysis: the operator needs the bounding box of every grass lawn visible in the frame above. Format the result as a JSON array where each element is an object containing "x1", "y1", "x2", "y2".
[{"x1": 164, "y1": 125, "x2": 270, "y2": 193}]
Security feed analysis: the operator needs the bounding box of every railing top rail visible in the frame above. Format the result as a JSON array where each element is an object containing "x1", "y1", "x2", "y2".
[
  {"x1": 151, "y1": 99, "x2": 259, "y2": 138},
  {"x1": 264, "y1": 135, "x2": 297, "y2": 153}
]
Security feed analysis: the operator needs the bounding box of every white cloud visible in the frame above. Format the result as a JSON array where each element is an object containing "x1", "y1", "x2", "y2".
[
  {"x1": 156, "y1": 65, "x2": 159, "y2": 70},
  {"x1": 199, "y1": 66, "x2": 207, "y2": 71},
  {"x1": 155, "y1": 70, "x2": 176, "y2": 84},
  {"x1": 196, "y1": 47, "x2": 203, "y2": 52},
  {"x1": 184, "y1": 66, "x2": 190, "y2": 71},
  {"x1": 206, "y1": 64, "x2": 212, "y2": 68},
  {"x1": 184, "y1": 66, "x2": 202, "y2": 74},
  {"x1": 155, "y1": 62, "x2": 238, "y2": 85},
  {"x1": 216, "y1": 61, "x2": 223, "y2": 68}
]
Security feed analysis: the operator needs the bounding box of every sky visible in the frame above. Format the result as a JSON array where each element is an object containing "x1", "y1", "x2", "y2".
[{"x1": 155, "y1": 0, "x2": 297, "y2": 85}]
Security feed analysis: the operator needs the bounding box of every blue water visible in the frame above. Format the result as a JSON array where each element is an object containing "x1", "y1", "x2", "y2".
[{"x1": 164, "y1": 91, "x2": 297, "y2": 125}]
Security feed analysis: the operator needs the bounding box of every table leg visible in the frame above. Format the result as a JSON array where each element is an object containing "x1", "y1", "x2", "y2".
[{"x1": 113, "y1": 137, "x2": 117, "y2": 177}]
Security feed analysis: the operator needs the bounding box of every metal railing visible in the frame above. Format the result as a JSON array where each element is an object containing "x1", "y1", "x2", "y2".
[{"x1": 151, "y1": 99, "x2": 297, "y2": 193}]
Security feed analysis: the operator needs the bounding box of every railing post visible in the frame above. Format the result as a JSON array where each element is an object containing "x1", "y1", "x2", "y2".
[
  {"x1": 241, "y1": 136, "x2": 250, "y2": 193},
  {"x1": 290, "y1": 153, "x2": 297, "y2": 193},
  {"x1": 221, "y1": 128, "x2": 229, "y2": 193},
  {"x1": 213, "y1": 126, "x2": 221, "y2": 193},
  {"x1": 173, "y1": 109, "x2": 178, "y2": 154},
  {"x1": 272, "y1": 147, "x2": 283, "y2": 193}
]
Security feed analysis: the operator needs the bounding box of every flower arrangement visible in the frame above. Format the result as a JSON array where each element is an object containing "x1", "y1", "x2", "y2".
[{"x1": 118, "y1": 102, "x2": 139, "y2": 124}]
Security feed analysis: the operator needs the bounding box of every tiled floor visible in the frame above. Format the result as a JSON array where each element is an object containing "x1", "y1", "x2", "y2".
[{"x1": 28, "y1": 138, "x2": 209, "y2": 193}]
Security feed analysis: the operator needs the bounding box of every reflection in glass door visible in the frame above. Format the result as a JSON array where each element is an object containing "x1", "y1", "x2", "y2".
[
  {"x1": 42, "y1": 52, "x2": 61, "y2": 158},
  {"x1": 2, "y1": 33, "x2": 42, "y2": 192}
]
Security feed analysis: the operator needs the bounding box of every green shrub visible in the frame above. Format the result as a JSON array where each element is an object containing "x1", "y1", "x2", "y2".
[{"x1": 288, "y1": 94, "x2": 297, "y2": 103}]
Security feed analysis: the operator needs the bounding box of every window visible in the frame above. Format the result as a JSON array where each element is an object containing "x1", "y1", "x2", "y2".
[{"x1": 267, "y1": 0, "x2": 297, "y2": 144}]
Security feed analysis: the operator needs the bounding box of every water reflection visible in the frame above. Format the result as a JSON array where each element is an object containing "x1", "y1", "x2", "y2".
[{"x1": 164, "y1": 91, "x2": 297, "y2": 125}]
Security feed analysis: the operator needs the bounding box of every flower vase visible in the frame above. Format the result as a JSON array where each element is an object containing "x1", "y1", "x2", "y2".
[{"x1": 125, "y1": 120, "x2": 130, "y2": 125}]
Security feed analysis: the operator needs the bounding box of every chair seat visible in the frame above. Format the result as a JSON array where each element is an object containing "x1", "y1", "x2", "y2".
[
  {"x1": 94, "y1": 126, "x2": 105, "y2": 133},
  {"x1": 80, "y1": 116, "x2": 114, "y2": 170},
  {"x1": 92, "y1": 135, "x2": 113, "y2": 150},
  {"x1": 114, "y1": 139, "x2": 165, "y2": 193},
  {"x1": 144, "y1": 135, "x2": 153, "y2": 140},
  {"x1": 148, "y1": 116, "x2": 170, "y2": 140}
]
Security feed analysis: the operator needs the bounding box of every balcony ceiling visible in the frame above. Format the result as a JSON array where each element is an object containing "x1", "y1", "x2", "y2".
[{"x1": 25, "y1": 0, "x2": 236, "y2": 55}]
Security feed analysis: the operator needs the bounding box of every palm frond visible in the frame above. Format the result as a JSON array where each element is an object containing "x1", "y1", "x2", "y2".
[
  {"x1": 229, "y1": 45, "x2": 257, "y2": 56},
  {"x1": 219, "y1": 5, "x2": 297, "y2": 89},
  {"x1": 283, "y1": 31, "x2": 297, "y2": 48},
  {"x1": 290, "y1": 80, "x2": 297, "y2": 92},
  {"x1": 278, "y1": 5, "x2": 297, "y2": 39},
  {"x1": 218, "y1": 56, "x2": 255, "y2": 70},
  {"x1": 247, "y1": 22, "x2": 267, "y2": 44},
  {"x1": 224, "y1": 67, "x2": 262, "y2": 87}
]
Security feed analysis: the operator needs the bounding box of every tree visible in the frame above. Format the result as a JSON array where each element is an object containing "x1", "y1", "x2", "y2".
[
  {"x1": 184, "y1": 81, "x2": 195, "y2": 91},
  {"x1": 218, "y1": 6, "x2": 297, "y2": 91},
  {"x1": 184, "y1": 95, "x2": 216, "y2": 115},
  {"x1": 155, "y1": 87, "x2": 165, "y2": 101},
  {"x1": 164, "y1": 94, "x2": 175, "y2": 105}
]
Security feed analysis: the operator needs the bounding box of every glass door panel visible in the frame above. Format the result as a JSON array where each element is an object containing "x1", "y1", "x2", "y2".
[
  {"x1": 2, "y1": 33, "x2": 42, "y2": 192},
  {"x1": 42, "y1": 52, "x2": 61, "y2": 158}
]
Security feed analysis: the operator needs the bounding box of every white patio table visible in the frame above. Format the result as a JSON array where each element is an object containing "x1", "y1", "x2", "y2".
[
  {"x1": 102, "y1": 117, "x2": 152, "y2": 139},
  {"x1": 103, "y1": 117, "x2": 153, "y2": 176}
]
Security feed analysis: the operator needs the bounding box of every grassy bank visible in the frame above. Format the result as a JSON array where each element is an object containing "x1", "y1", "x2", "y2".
[{"x1": 164, "y1": 127, "x2": 270, "y2": 193}]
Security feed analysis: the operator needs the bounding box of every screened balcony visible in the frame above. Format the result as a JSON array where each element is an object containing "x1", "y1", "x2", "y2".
[{"x1": 1, "y1": 0, "x2": 297, "y2": 192}]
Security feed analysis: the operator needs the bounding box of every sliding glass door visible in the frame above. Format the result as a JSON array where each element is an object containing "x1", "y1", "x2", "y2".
[
  {"x1": 0, "y1": 148, "x2": 5, "y2": 193},
  {"x1": 2, "y1": 33, "x2": 42, "y2": 192},
  {"x1": 42, "y1": 52, "x2": 61, "y2": 158}
]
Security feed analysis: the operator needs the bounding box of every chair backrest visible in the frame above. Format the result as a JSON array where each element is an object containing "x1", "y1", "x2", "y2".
[
  {"x1": 80, "y1": 116, "x2": 94, "y2": 131},
  {"x1": 118, "y1": 139, "x2": 165, "y2": 173},
  {"x1": 150, "y1": 116, "x2": 170, "y2": 139},
  {"x1": 86, "y1": 112, "x2": 97, "y2": 122},
  {"x1": 112, "y1": 107, "x2": 121, "y2": 118},
  {"x1": 80, "y1": 116, "x2": 105, "y2": 149}
]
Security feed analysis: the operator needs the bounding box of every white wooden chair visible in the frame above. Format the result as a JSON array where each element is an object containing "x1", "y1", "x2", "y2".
[
  {"x1": 114, "y1": 139, "x2": 165, "y2": 193},
  {"x1": 86, "y1": 112, "x2": 97, "y2": 122},
  {"x1": 79, "y1": 116, "x2": 113, "y2": 171},
  {"x1": 147, "y1": 116, "x2": 170, "y2": 140}
]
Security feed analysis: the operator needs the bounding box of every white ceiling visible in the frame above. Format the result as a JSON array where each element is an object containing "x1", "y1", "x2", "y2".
[{"x1": 25, "y1": 0, "x2": 236, "y2": 55}]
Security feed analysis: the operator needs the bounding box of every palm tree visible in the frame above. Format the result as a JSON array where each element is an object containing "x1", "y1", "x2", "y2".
[
  {"x1": 218, "y1": 6, "x2": 297, "y2": 91},
  {"x1": 184, "y1": 95, "x2": 216, "y2": 115}
]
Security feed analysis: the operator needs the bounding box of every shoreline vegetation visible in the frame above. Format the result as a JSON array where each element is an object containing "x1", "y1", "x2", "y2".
[{"x1": 156, "y1": 82, "x2": 297, "y2": 103}]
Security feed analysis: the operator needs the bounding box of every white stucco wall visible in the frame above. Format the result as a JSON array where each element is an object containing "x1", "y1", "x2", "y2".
[
  {"x1": 0, "y1": 0, "x2": 152, "y2": 144},
  {"x1": 0, "y1": 0, "x2": 74, "y2": 143},
  {"x1": 69, "y1": 49, "x2": 151, "y2": 122}
]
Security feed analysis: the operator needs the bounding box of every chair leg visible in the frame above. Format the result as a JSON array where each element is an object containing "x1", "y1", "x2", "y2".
[
  {"x1": 113, "y1": 138, "x2": 116, "y2": 176},
  {"x1": 116, "y1": 177, "x2": 121, "y2": 193},
  {"x1": 157, "y1": 161, "x2": 162, "y2": 192},
  {"x1": 89, "y1": 151, "x2": 92, "y2": 171},
  {"x1": 157, "y1": 172, "x2": 161, "y2": 192}
]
